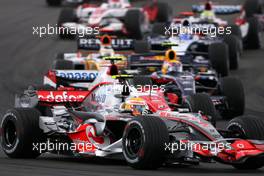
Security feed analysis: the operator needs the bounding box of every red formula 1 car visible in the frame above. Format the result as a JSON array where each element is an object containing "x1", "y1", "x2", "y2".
[{"x1": 1, "y1": 63, "x2": 264, "y2": 170}]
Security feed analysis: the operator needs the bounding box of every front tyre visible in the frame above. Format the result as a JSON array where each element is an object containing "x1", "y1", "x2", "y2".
[
  {"x1": 1, "y1": 108, "x2": 45, "y2": 158},
  {"x1": 223, "y1": 35, "x2": 240, "y2": 70},
  {"x1": 156, "y1": 2, "x2": 172, "y2": 22},
  {"x1": 227, "y1": 116, "x2": 264, "y2": 169},
  {"x1": 186, "y1": 93, "x2": 217, "y2": 126},
  {"x1": 244, "y1": 17, "x2": 262, "y2": 49},
  {"x1": 124, "y1": 10, "x2": 145, "y2": 39},
  {"x1": 209, "y1": 43, "x2": 229, "y2": 77},
  {"x1": 58, "y1": 8, "x2": 77, "y2": 39},
  {"x1": 122, "y1": 116, "x2": 169, "y2": 169},
  {"x1": 244, "y1": 0, "x2": 263, "y2": 17}
]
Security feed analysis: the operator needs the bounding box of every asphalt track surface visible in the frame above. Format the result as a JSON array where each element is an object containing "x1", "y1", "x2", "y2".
[{"x1": 0, "y1": 0, "x2": 264, "y2": 175}]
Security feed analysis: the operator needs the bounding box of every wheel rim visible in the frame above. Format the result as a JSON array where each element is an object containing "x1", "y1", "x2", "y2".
[
  {"x1": 3, "y1": 120, "x2": 17, "y2": 148},
  {"x1": 228, "y1": 124, "x2": 246, "y2": 139},
  {"x1": 125, "y1": 127, "x2": 143, "y2": 158}
]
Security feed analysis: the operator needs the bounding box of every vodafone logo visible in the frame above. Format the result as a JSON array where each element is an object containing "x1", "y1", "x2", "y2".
[{"x1": 38, "y1": 91, "x2": 88, "y2": 102}]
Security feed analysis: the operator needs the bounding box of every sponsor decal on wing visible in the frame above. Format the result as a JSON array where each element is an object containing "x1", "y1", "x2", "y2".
[
  {"x1": 55, "y1": 70, "x2": 98, "y2": 81},
  {"x1": 37, "y1": 91, "x2": 89, "y2": 102}
]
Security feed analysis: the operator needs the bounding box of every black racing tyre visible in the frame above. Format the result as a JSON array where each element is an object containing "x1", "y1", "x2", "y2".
[
  {"x1": 53, "y1": 60, "x2": 74, "y2": 70},
  {"x1": 244, "y1": 0, "x2": 263, "y2": 17},
  {"x1": 1, "y1": 108, "x2": 45, "y2": 158},
  {"x1": 186, "y1": 93, "x2": 217, "y2": 126},
  {"x1": 122, "y1": 116, "x2": 169, "y2": 169},
  {"x1": 58, "y1": 8, "x2": 77, "y2": 39},
  {"x1": 220, "y1": 77, "x2": 245, "y2": 119},
  {"x1": 156, "y1": 2, "x2": 172, "y2": 22},
  {"x1": 227, "y1": 116, "x2": 264, "y2": 169},
  {"x1": 209, "y1": 43, "x2": 229, "y2": 77},
  {"x1": 134, "y1": 40, "x2": 150, "y2": 53},
  {"x1": 124, "y1": 9, "x2": 145, "y2": 39},
  {"x1": 152, "y1": 23, "x2": 166, "y2": 36},
  {"x1": 245, "y1": 17, "x2": 262, "y2": 49},
  {"x1": 229, "y1": 25, "x2": 243, "y2": 54},
  {"x1": 46, "y1": 0, "x2": 62, "y2": 6},
  {"x1": 229, "y1": 25, "x2": 242, "y2": 39},
  {"x1": 223, "y1": 35, "x2": 240, "y2": 70}
]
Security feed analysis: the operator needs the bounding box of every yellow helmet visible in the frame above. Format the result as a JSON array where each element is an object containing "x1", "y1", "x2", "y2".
[{"x1": 162, "y1": 50, "x2": 182, "y2": 74}]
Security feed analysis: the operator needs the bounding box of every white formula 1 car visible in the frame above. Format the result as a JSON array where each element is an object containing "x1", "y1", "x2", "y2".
[{"x1": 57, "y1": 0, "x2": 171, "y2": 39}]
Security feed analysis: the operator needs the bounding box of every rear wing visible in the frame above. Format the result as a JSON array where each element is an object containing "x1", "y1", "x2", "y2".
[
  {"x1": 192, "y1": 5, "x2": 242, "y2": 14},
  {"x1": 44, "y1": 70, "x2": 99, "y2": 89},
  {"x1": 15, "y1": 88, "x2": 89, "y2": 108},
  {"x1": 37, "y1": 90, "x2": 89, "y2": 103},
  {"x1": 128, "y1": 52, "x2": 165, "y2": 72},
  {"x1": 78, "y1": 37, "x2": 134, "y2": 50}
]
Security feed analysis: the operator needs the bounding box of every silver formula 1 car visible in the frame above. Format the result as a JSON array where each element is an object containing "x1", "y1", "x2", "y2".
[{"x1": 1, "y1": 72, "x2": 264, "y2": 170}]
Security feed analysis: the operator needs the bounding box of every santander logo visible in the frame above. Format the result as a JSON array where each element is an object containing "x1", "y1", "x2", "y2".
[{"x1": 37, "y1": 91, "x2": 89, "y2": 103}]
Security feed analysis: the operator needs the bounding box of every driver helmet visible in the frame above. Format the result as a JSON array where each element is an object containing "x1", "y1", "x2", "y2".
[
  {"x1": 120, "y1": 97, "x2": 149, "y2": 116},
  {"x1": 205, "y1": 1, "x2": 213, "y2": 11},
  {"x1": 162, "y1": 49, "x2": 182, "y2": 74},
  {"x1": 200, "y1": 1, "x2": 215, "y2": 21},
  {"x1": 99, "y1": 35, "x2": 115, "y2": 57}
]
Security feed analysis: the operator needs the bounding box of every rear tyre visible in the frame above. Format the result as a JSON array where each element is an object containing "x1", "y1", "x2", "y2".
[
  {"x1": 156, "y1": 2, "x2": 172, "y2": 22},
  {"x1": 53, "y1": 60, "x2": 74, "y2": 70},
  {"x1": 229, "y1": 25, "x2": 243, "y2": 55},
  {"x1": 227, "y1": 116, "x2": 264, "y2": 169},
  {"x1": 223, "y1": 35, "x2": 240, "y2": 70},
  {"x1": 220, "y1": 77, "x2": 245, "y2": 119},
  {"x1": 1, "y1": 108, "x2": 45, "y2": 158},
  {"x1": 46, "y1": 0, "x2": 62, "y2": 6},
  {"x1": 58, "y1": 8, "x2": 77, "y2": 39},
  {"x1": 209, "y1": 43, "x2": 229, "y2": 77},
  {"x1": 124, "y1": 10, "x2": 145, "y2": 39},
  {"x1": 244, "y1": 0, "x2": 263, "y2": 17},
  {"x1": 122, "y1": 116, "x2": 169, "y2": 169},
  {"x1": 245, "y1": 17, "x2": 262, "y2": 49},
  {"x1": 186, "y1": 93, "x2": 217, "y2": 126},
  {"x1": 152, "y1": 23, "x2": 166, "y2": 36}
]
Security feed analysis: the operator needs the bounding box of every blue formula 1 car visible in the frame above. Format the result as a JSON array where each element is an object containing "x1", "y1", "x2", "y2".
[{"x1": 127, "y1": 49, "x2": 245, "y2": 119}]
